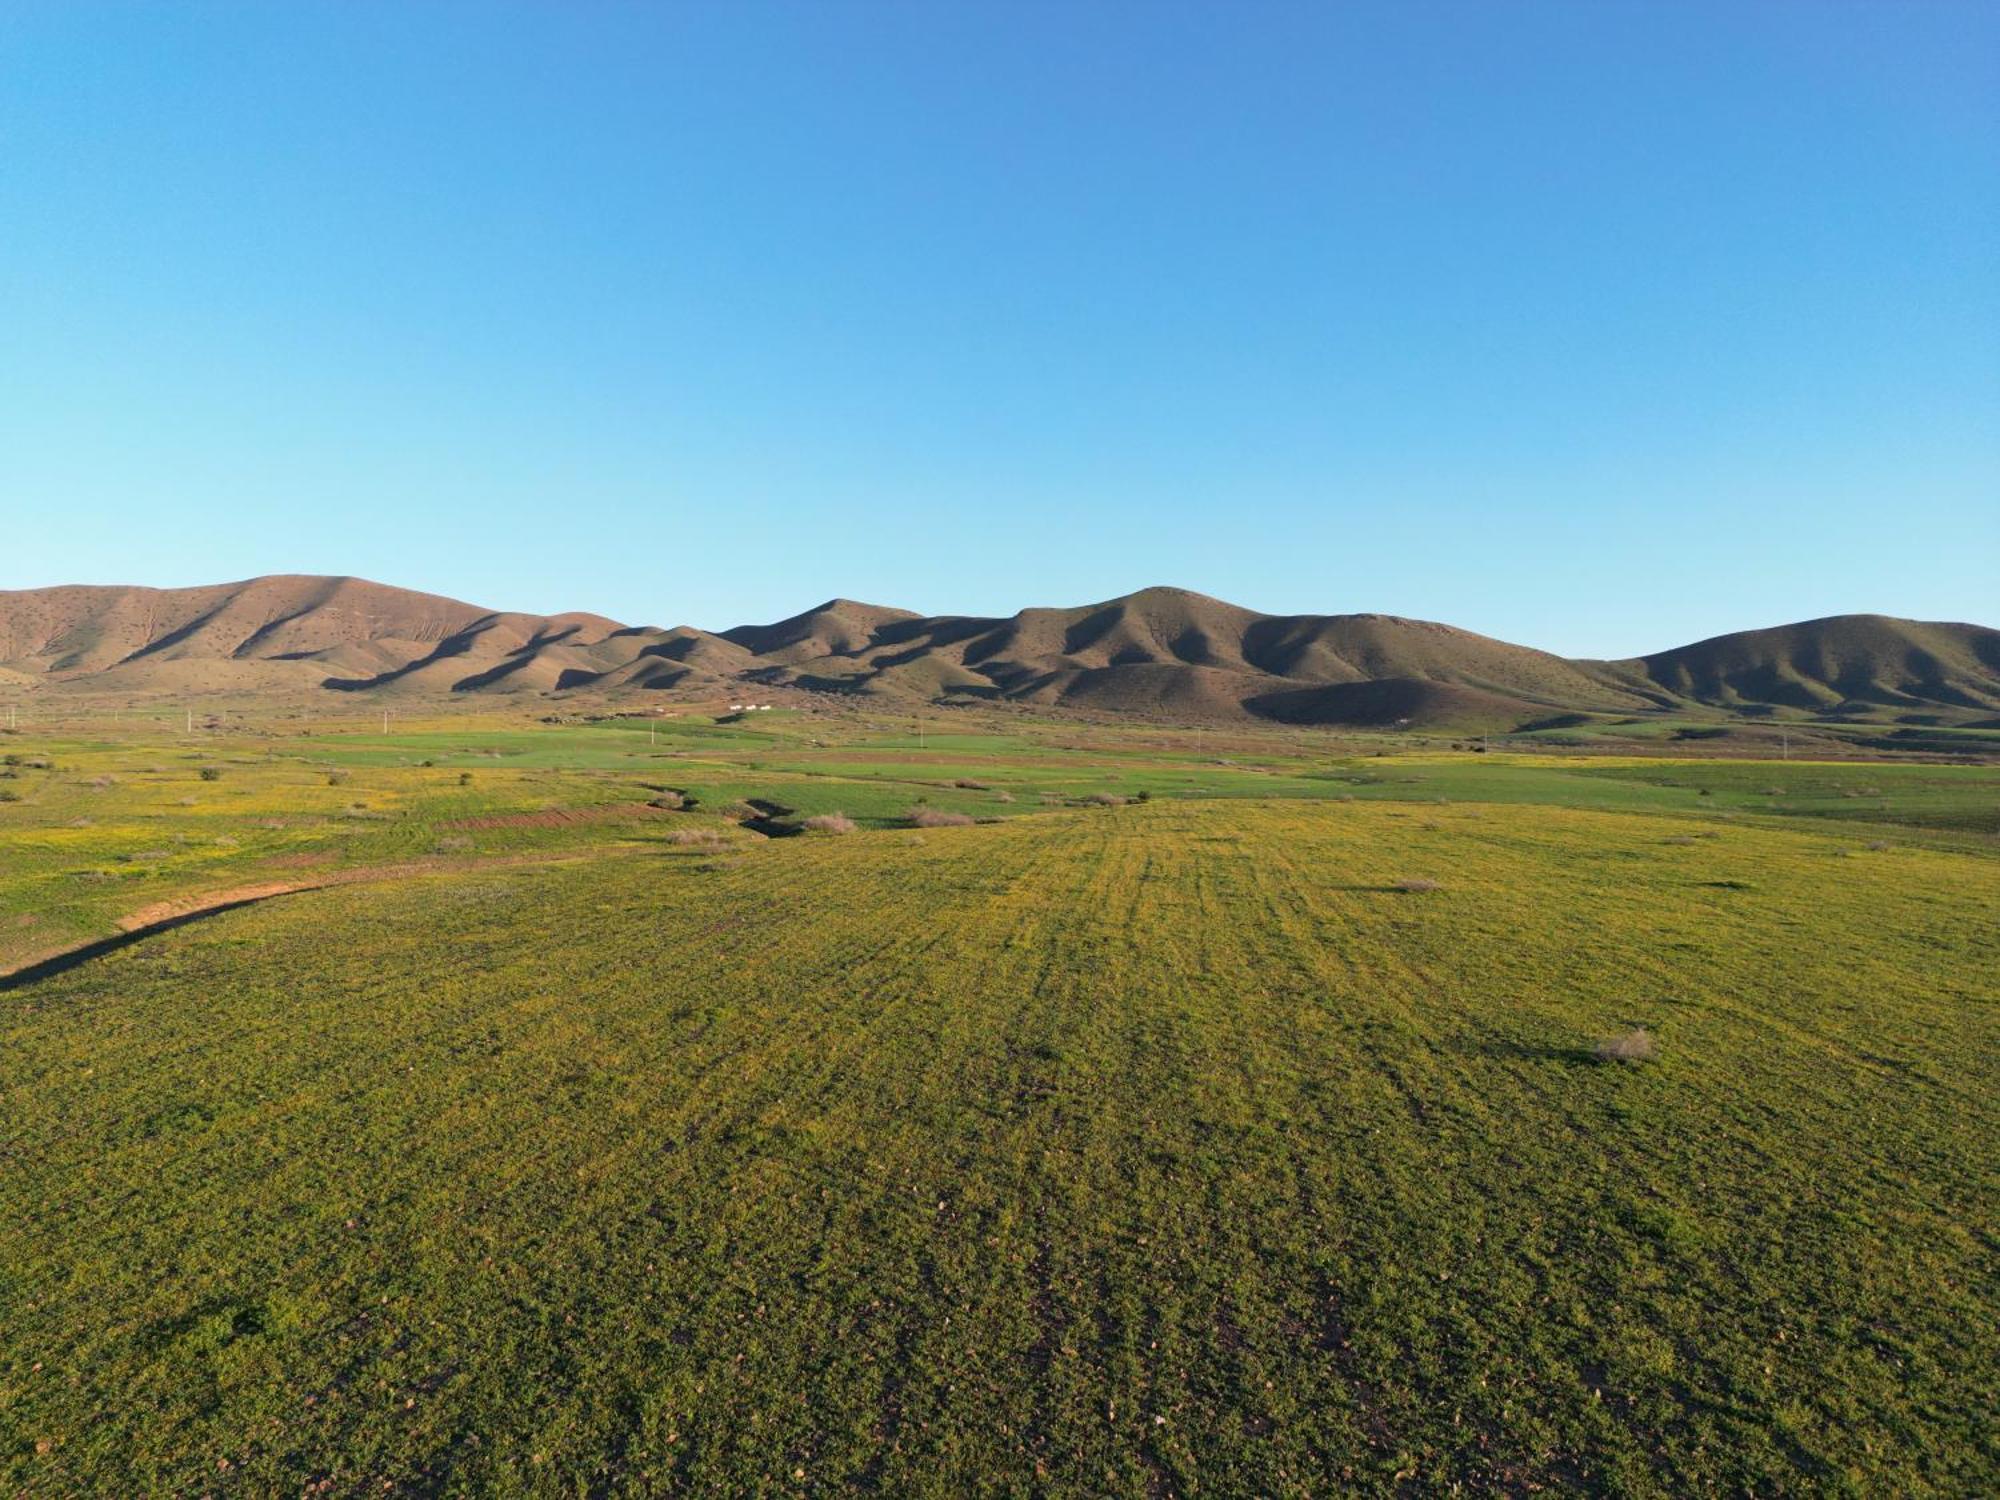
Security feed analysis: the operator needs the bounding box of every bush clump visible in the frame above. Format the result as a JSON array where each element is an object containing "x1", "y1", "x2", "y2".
[
  {"x1": 197, "y1": 766, "x2": 223, "y2": 782},
  {"x1": 908, "y1": 808, "x2": 975, "y2": 828},
  {"x1": 1595, "y1": 1028, "x2": 1656, "y2": 1064},
  {"x1": 1395, "y1": 878, "x2": 1441, "y2": 893},
  {"x1": 802, "y1": 812, "x2": 857, "y2": 835},
  {"x1": 1085, "y1": 792, "x2": 1126, "y2": 807},
  {"x1": 647, "y1": 790, "x2": 686, "y2": 810}
]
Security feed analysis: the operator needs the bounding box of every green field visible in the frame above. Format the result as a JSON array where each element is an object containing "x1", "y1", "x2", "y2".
[{"x1": 2, "y1": 711, "x2": 1996, "y2": 1494}]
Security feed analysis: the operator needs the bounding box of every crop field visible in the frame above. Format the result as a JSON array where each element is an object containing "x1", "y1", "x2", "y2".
[{"x1": 2, "y1": 709, "x2": 1997, "y2": 1495}]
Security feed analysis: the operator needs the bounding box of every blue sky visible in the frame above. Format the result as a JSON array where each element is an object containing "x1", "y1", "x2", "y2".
[{"x1": 1, "y1": 1, "x2": 1993, "y2": 656}]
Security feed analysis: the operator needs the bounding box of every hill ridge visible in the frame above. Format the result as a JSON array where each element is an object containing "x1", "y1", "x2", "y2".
[{"x1": 2, "y1": 575, "x2": 1994, "y2": 731}]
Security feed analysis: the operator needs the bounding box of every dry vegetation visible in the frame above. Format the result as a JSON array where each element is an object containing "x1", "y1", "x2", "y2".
[{"x1": 1595, "y1": 1027, "x2": 1657, "y2": 1064}]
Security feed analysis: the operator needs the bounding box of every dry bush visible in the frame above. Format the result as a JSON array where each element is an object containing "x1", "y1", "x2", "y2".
[
  {"x1": 993, "y1": 790, "x2": 1015, "y2": 803},
  {"x1": 953, "y1": 778, "x2": 990, "y2": 790},
  {"x1": 802, "y1": 812, "x2": 857, "y2": 835},
  {"x1": 326, "y1": 771, "x2": 350, "y2": 786},
  {"x1": 647, "y1": 790, "x2": 686, "y2": 809},
  {"x1": 1395, "y1": 878, "x2": 1441, "y2": 893},
  {"x1": 667, "y1": 828, "x2": 723, "y2": 846},
  {"x1": 86, "y1": 774, "x2": 117, "y2": 790},
  {"x1": 1595, "y1": 1027, "x2": 1656, "y2": 1064},
  {"x1": 1086, "y1": 792, "x2": 1126, "y2": 807},
  {"x1": 908, "y1": 808, "x2": 975, "y2": 828}
]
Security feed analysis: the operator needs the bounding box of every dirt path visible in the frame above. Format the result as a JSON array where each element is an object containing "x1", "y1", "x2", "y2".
[{"x1": 1, "y1": 851, "x2": 600, "y2": 987}]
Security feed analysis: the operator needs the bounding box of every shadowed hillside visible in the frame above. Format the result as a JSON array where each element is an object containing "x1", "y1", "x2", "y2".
[
  {"x1": 1590, "y1": 615, "x2": 2000, "y2": 714},
  {"x1": 3, "y1": 576, "x2": 1995, "y2": 732}
]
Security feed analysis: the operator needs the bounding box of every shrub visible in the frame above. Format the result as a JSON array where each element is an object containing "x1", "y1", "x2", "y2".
[
  {"x1": 953, "y1": 778, "x2": 990, "y2": 790},
  {"x1": 1395, "y1": 878, "x2": 1441, "y2": 893},
  {"x1": 87, "y1": 774, "x2": 117, "y2": 790},
  {"x1": 993, "y1": 790, "x2": 1015, "y2": 804},
  {"x1": 1134, "y1": 789, "x2": 1152, "y2": 803},
  {"x1": 197, "y1": 766, "x2": 222, "y2": 782},
  {"x1": 1595, "y1": 1027, "x2": 1656, "y2": 1064},
  {"x1": 802, "y1": 812, "x2": 857, "y2": 835},
  {"x1": 0, "y1": 789, "x2": 18, "y2": 803},
  {"x1": 326, "y1": 771, "x2": 350, "y2": 786},
  {"x1": 908, "y1": 808, "x2": 975, "y2": 828},
  {"x1": 667, "y1": 828, "x2": 723, "y2": 846},
  {"x1": 1085, "y1": 792, "x2": 1126, "y2": 807},
  {"x1": 647, "y1": 790, "x2": 686, "y2": 810},
  {"x1": 458, "y1": 772, "x2": 475, "y2": 787}
]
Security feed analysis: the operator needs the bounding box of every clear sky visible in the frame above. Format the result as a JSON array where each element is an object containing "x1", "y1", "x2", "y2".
[{"x1": 1, "y1": 1, "x2": 1993, "y2": 656}]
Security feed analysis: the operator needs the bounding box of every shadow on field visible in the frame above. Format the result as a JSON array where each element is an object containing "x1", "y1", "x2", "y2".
[
  {"x1": 1449, "y1": 1037, "x2": 1600, "y2": 1066},
  {"x1": 0, "y1": 894, "x2": 303, "y2": 991}
]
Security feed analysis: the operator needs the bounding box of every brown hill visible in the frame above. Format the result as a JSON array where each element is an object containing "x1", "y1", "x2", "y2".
[
  {"x1": 1590, "y1": 615, "x2": 2000, "y2": 714},
  {"x1": 2, "y1": 576, "x2": 1994, "y2": 731}
]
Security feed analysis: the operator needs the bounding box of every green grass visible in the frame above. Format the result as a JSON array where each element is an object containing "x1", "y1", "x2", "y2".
[{"x1": 3, "y1": 795, "x2": 1996, "y2": 1495}]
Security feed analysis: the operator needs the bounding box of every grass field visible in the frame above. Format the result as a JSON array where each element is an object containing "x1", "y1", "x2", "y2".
[{"x1": 2, "y1": 711, "x2": 1996, "y2": 1494}]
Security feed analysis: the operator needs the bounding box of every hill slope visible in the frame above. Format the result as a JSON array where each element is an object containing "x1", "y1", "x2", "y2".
[
  {"x1": 3, "y1": 576, "x2": 1995, "y2": 729},
  {"x1": 1591, "y1": 615, "x2": 2000, "y2": 714}
]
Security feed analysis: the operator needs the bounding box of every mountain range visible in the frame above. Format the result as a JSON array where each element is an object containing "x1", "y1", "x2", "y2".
[{"x1": 2, "y1": 575, "x2": 1996, "y2": 732}]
